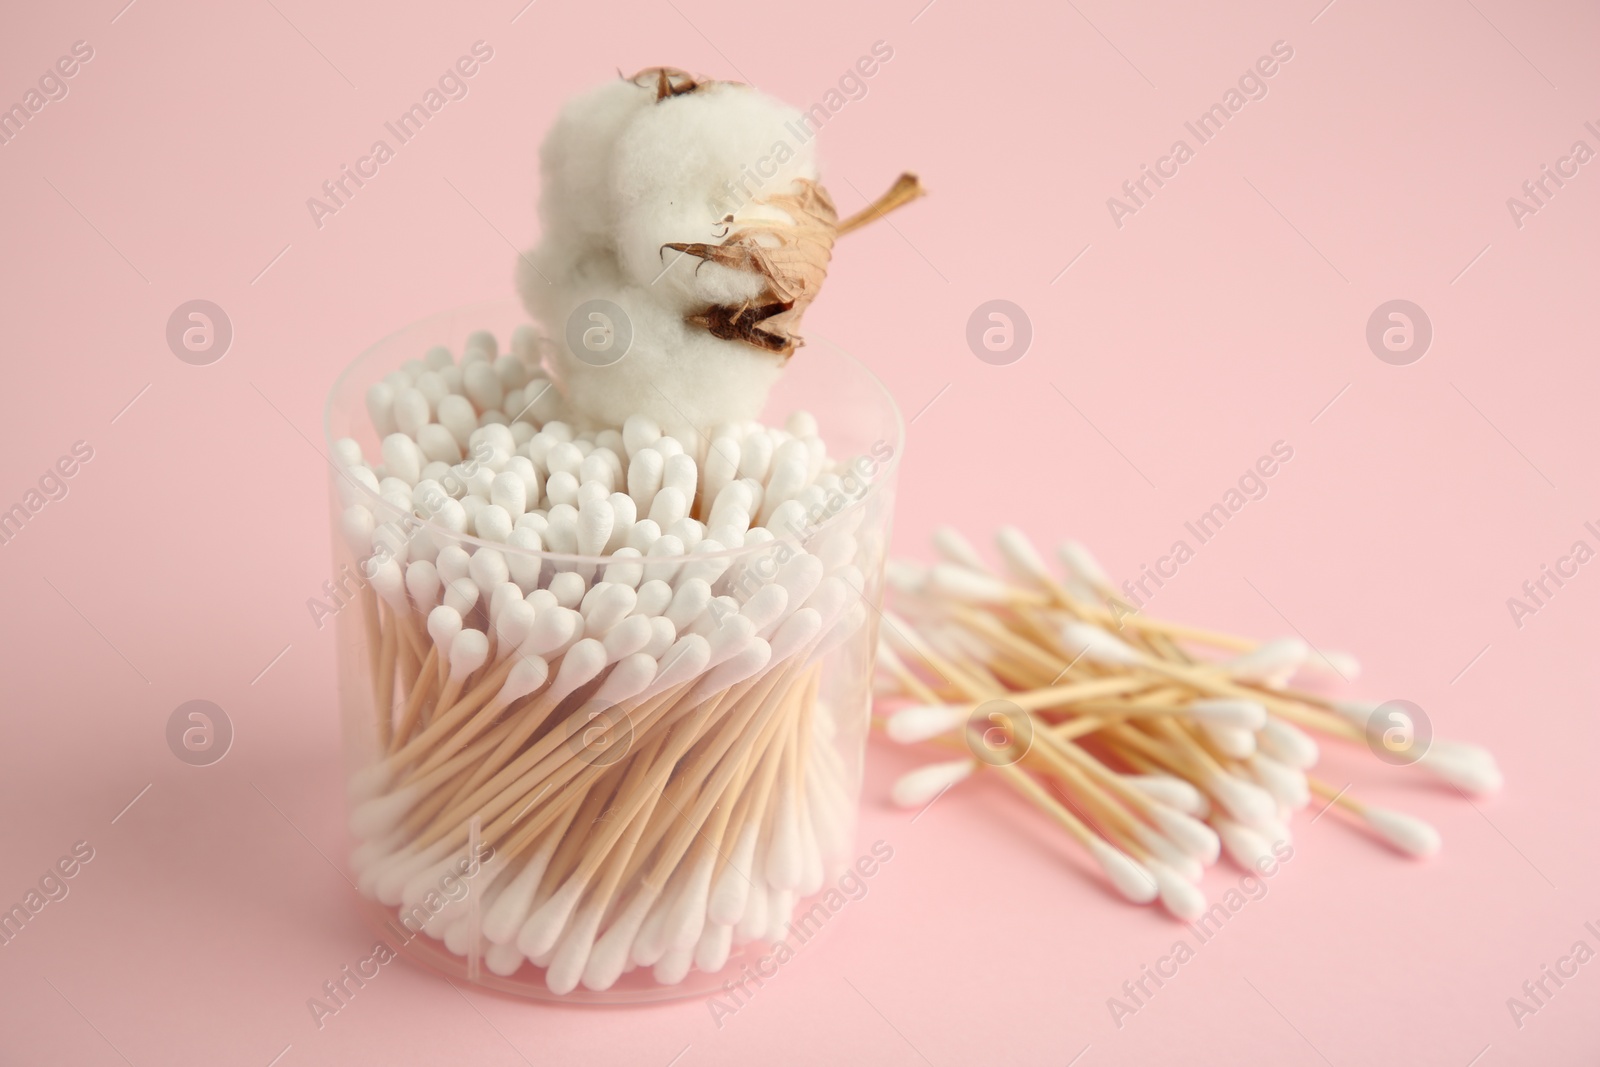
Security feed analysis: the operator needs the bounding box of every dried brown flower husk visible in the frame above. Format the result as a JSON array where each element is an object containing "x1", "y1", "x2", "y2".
[{"x1": 665, "y1": 180, "x2": 839, "y2": 359}]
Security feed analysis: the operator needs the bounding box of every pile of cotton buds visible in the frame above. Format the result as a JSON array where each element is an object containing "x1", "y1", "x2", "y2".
[
  {"x1": 876, "y1": 527, "x2": 1502, "y2": 921},
  {"x1": 336, "y1": 327, "x2": 888, "y2": 993}
]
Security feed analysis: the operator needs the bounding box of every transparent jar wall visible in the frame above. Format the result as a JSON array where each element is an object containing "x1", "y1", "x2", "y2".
[{"x1": 325, "y1": 298, "x2": 901, "y2": 1002}]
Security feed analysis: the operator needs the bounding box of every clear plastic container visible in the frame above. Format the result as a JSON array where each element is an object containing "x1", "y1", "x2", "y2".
[{"x1": 323, "y1": 297, "x2": 901, "y2": 1001}]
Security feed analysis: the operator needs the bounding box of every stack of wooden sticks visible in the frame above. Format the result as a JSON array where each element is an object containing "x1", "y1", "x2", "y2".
[
  {"x1": 345, "y1": 558, "x2": 866, "y2": 994},
  {"x1": 875, "y1": 526, "x2": 1501, "y2": 919}
]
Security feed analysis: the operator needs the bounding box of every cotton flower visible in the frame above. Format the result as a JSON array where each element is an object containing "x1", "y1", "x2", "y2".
[{"x1": 518, "y1": 68, "x2": 920, "y2": 439}]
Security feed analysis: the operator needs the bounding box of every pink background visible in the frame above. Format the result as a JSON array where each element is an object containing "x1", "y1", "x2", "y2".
[{"x1": 1, "y1": 0, "x2": 1596, "y2": 1063}]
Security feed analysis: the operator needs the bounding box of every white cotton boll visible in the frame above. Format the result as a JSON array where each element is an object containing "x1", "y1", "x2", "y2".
[
  {"x1": 510, "y1": 325, "x2": 539, "y2": 363},
  {"x1": 533, "y1": 273, "x2": 786, "y2": 439},
  {"x1": 534, "y1": 77, "x2": 655, "y2": 250},
  {"x1": 609, "y1": 82, "x2": 816, "y2": 312}
]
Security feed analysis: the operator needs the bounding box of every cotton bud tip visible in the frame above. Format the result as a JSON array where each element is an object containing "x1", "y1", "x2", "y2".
[
  {"x1": 448, "y1": 629, "x2": 490, "y2": 676},
  {"x1": 1212, "y1": 817, "x2": 1274, "y2": 871},
  {"x1": 1200, "y1": 722, "x2": 1257, "y2": 759},
  {"x1": 1208, "y1": 774, "x2": 1278, "y2": 827},
  {"x1": 1303, "y1": 648, "x2": 1362, "y2": 679},
  {"x1": 890, "y1": 759, "x2": 976, "y2": 808},
  {"x1": 1058, "y1": 622, "x2": 1141, "y2": 667},
  {"x1": 1227, "y1": 637, "x2": 1308, "y2": 683},
  {"x1": 995, "y1": 525, "x2": 1052, "y2": 585},
  {"x1": 1057, "y1": 540, "x2": 1109, "y2": 588},
  {"x1": 1151, "y1": 806, "x2": 1222, "y2": 865},
  {"x1": 1247, "y1": 753, "x2": 1310, "y2": 810},
  {"x1": 1088, "y1": 839, "x2": 1158, "y2": 905},
  {"x1": 1420, "y1": 742, "x2": 1503, "y2": 795},
  {"x1": 927, "y1": 563, "x2": 1018, "y2": 605},
  {"x1": 886, "y1": 704, "x2": 969, "y2": 745},
  {"x1": 1147, "y1": 860, "x2": 1207, "y2": 921},
  {"x1": 931, "y1": 526, "x2": 988, "y2": 573},
  {"x1": 1188, "y1": 698, "x2": 1268, "y2": 731},
  {"x1": 502, "y1": 657, "x2": 550, "y2": 701},
  {"x1": 1259, "y1": 718, "x2": 1319, "y2": 769},
  {"x1": 884, "y1": 560, "x2": 928, "y2": 595},
  {"x1": 1123, "y1": 775, "x2": 1206, "y2": 815},
  {"x1": 1363, "y1": 807, "x2": 1441, "y2": 858}
]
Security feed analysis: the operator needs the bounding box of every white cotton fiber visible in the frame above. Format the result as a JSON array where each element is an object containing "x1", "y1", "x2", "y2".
[{"x1": 517, "y1": 69, "x2": 836, "y2": 440}]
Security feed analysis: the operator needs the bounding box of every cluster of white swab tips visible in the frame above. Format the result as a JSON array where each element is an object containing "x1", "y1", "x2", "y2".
[
  {"x1": 875, "y1": 525, "x2": 1500, "y2": 920},
  {"x1": 329, "y1": 328, "x2": 898, "y2": 993}
]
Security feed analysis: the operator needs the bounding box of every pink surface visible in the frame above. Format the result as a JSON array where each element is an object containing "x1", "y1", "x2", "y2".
[{"x1": 0, "y1": 1, "x2": 1595, "y2": 1064}]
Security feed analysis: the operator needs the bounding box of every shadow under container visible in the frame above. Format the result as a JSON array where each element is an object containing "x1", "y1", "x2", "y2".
[{"x1": 323, "y1": 297, "x2": 902, "y2": 1002}]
